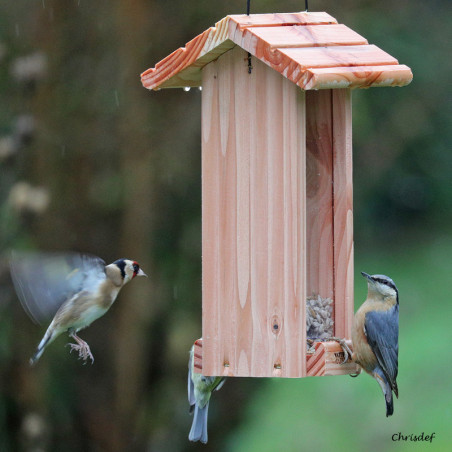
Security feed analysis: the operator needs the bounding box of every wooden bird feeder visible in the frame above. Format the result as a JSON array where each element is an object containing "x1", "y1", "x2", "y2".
[{"x1": 141, "y1": 12, "x2": 412, "y2": 378}]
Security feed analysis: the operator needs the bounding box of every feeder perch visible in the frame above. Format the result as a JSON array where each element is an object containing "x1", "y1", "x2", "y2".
[{"x1": 141, "y1": 12, "x2": 412, "y2": 378}]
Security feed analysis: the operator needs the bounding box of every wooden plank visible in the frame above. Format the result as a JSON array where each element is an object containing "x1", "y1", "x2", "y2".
[
  {"x1": 201, "y1": 47, "x2": 306, "y2": 377},
  {"x1": 231, "y1": 42, "x2": 403, "y2": 90},
  {"x1": 279, "y1": 44, "x2": 399, "y2": 69},
  {"x1": 229, "y1": 12, "x2": 337, "y2": 29},
  {"x1": 196, "y1": 338, "x2": 360, "y2": 376},
  {"x1": 142, "y1": 17, "x2": 233, "y2": 90},
  {"x1": 193, "y1": 338, "x2": 203, "y2": 374},
  {"x1": 142, "y1": 12, "x2": 412, "y2": 91},
  {"x1": 284, "y1": 76, "x2": 307, "y2": 378},
  {"x1": 245, "y1": 24, "x2": 367, "y2": 49},
  {"x1": 332, "y1": 89, "x2": 354, "y2": 339},
  {"x1": 306, "y1": 340, "x2": 360, "y2": 376},
  {"x1": 248, "y1": 51, "x2": 269, "y2": 377},
  {"x1": 299, "y1": 64, "x2": 413, "y2": 90},
  {"x1": 150, "y1": 42, "x2": 236, "y2": 89},
  {"x1": 202, "y1": 47, "x2": 245, "y2": 378},
  {"x1": 305, "y1": 90, "x2": 334, "y2": 304},
  {"x1": 201, "y1": 57, "x2": 223, "y2": 375},
  {"x1": 233, "y1": 46, "x2": 254, "y2": 377}
]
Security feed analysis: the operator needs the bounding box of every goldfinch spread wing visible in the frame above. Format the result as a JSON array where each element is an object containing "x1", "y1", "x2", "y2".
[{"x1": 10, "y1": 251, "x2": 106, "y2": 325}]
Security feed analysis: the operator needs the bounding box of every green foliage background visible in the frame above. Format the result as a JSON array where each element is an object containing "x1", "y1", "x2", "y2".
[{"x1": 0, "y1": 1, "x2": 450, "y2": 451}]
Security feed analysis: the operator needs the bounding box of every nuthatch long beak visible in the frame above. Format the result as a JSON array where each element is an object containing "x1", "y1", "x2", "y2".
[{"x1": 361, "y1": 271, "x2": 374, "y2": 282}]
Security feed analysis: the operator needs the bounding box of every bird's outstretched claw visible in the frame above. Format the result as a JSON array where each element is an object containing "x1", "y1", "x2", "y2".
[
  {"x1": 325, "y1": 336, "x2": 353, "y2": 364},
  {"x1": 67, "y1": 342, "x2": 94, "y2": 364},
  {"x1": 67, "y1": 333, "x2": 94, "y2": 364}
]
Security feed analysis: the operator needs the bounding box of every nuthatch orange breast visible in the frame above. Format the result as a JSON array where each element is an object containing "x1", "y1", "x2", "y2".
[
  {"x1": 10, "y1": 252, "x2": 147, "y2": 364},
  {"x1": 352, "y1": 272, "x2": 399, "y2": 416}
]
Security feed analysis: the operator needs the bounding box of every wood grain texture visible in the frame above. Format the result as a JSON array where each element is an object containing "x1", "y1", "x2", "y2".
[
  {"x1": 195, "y1": 338, "x2": 361, "y2": 376},
  {"x1": 306, "y1": 89, "x2": 353, "y2": 338},
  {"x1": 305, "y1": 90, "x2": 334, "y2": 303},
  {"x1": 332, "y1": 90, "x2": 354, "y2": 338},
  {"x1": 305, "y1": 89, "x2": 354, "y2": 339},
  {"x1": 245, "y1": 24, "x2": 367, "y2": 49},
  {"x1": 202, "y1": 47, "x2": 306, "y2": 377},
  {"x1": 229, "y1": 12, "x2": 337, "y2": 29},
  {"x1": 279, "y1": 44, "x2": 398, "y2": 68},
  {"x1": 193, "y1": 339, "x2": 203, "y2": 374},
  {"x1": 306, "y1": 340, "x2": 360, "y2": 376},
  {"x1": 141, "y1": 12, "x2": 413, "y2": 90},
  {"x1": 300, "y1": 64, "x2": 413, "y2": 90}
]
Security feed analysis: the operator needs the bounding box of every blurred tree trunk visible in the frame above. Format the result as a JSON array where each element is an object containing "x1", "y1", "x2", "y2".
[{"x1": 113, "y1": 0, "x2": 157, "y2": 447}]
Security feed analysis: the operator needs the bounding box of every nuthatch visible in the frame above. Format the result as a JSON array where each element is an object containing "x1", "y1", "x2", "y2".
[
  {"x1": 10, "y1": 252, "x2": 147, "y2": 364},
  {"x1": 188, "y1": 345, "x2": 225, "y2": 444},
  {"x1": 352, "y1": 272, "x2": 399, "y2": 416}
]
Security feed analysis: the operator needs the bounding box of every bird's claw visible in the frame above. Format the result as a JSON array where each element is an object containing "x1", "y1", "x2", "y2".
[
  {"x1": 67, "y1": 341, "x2": 94, "y2": 364},
  {"x1": 325, "y1": 337, "x2": 353, "y2": 364}
]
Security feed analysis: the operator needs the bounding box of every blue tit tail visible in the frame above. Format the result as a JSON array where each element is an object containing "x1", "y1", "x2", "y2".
[
  {"x1": 189, "y1": 402, "x2": 209, "y2": 444},
  {"x1": 373, "y1": 367, "x2": 394, "y2": 417}
]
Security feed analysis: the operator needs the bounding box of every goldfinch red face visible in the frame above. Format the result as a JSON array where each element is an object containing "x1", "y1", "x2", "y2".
[{"x1": 131, "y1": 261, "x2": 146, "y2": 279}]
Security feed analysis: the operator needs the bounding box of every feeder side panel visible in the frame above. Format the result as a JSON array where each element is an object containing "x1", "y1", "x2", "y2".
[
  {"x1": 202, "y1": 47, "x2": 306, "y2": 377},
  {"x1": 332, "y1": 89, "x2": 354, "y2": 338},
  {"x1": 201, "y1": 60, "x2": 223, "y2": 375},
  {"x1": 305, "y1": 90, "x2": 334, "y2": 302}
]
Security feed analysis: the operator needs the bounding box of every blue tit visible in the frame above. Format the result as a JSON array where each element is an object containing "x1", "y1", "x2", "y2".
[
  {"x1": 188, "y1": 344, "x2": 225, "y2": 444},
  {"x1": 10, "y1": 251, "x2": 147, "y2": 365},
  {"x1": 352, "y1": 272, "x2": 399, "y2": 416}
]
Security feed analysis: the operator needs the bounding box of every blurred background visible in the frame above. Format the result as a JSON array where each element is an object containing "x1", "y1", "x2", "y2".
[{"x1": 0, "y1": 0, "x2": 451, "y2": 451}]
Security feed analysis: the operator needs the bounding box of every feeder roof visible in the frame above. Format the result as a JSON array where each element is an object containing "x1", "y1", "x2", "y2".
[{"x1": 141, "y1": 12, "x2": 412, "y2": 91}]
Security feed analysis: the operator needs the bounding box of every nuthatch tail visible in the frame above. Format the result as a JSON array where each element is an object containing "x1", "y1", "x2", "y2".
[
  {"x1": 352, "y1": 272, "x2": 399, "y2": 416},
  {"x1": 10, "y1": 252, "x2": 147, "y2": 364},
  {"x1": 188, "y1": 345, "x2": 225, "y2": 444}
]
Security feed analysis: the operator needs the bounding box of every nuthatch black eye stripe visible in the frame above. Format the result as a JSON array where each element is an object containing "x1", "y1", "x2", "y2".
[{"x1": 374, "y1": 277, "x2": 395, "y2": 289}]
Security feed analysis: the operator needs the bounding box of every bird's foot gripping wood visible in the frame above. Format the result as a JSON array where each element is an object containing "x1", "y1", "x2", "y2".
[
  {"x1": 323, "y1": 337, "x2": 353, "y2": 364},
  {"x1": 67, "y1": 333, "x2": 94, "y2": 364}
]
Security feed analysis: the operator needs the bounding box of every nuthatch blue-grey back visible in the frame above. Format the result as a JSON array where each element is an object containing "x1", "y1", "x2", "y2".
[
  {"x1": 352, "y1": 272, "x2": 399, "y2": 416},
  {"x1": 188, "y1": 345, "x2": 225, "y2": 444},
  {"x1": 10, "y1": 252, "x2": 147, "y2": 364}
]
